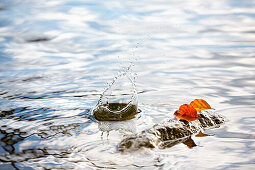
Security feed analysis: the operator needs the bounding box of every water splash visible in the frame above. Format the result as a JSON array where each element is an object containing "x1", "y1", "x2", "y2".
[{"x1": 92, "y1": 64, "x2": 138, "y2": 121}]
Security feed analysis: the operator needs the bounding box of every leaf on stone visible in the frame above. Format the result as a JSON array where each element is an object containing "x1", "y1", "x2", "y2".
[
  {"x1": 178, "y1": 104, "x2": 197, "y2": 117},
  {"x1": 190, "y1": 99, "x2": 211, "y2": 111},
  {"x1": 174, "y1": 104, "x2": 197, "y2": 122}
]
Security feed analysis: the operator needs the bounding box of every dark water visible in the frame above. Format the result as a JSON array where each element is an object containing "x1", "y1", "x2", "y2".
[
  {"x1": 93, "y1": 103, "x2": 138, "y2": 121},
  {"x1": 0, "y1": 0, "x2": 255, "y2": 169}
]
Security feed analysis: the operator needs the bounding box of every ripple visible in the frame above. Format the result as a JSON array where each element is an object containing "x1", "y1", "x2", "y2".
[
  {"x1": 25, "y1": 37, "x2": 52, "y2": 43},
  {"x1": 0, "y1": 0, "x2": 255, "y2": 169}
]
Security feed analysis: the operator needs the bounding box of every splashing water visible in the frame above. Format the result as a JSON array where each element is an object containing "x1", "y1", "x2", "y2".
[{"x1": 92, "y1": 65, "x2": 138, "y2": 121}]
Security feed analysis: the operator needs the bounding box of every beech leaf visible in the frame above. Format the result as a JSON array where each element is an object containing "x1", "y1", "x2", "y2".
[
  {"x1": 190, "y1": 99, "x2": 211, "y2": 111},
  {"x1": 174, "y1": 104, "x2": 197, "y2": 122},
  {"x1": 178, "y1": 104, "x2": 197, "y2": 117}
]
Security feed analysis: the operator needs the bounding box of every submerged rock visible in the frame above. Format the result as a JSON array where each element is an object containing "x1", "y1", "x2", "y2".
[{"x1": 118, "y1": 110, "x2": 225, "y2": 151}]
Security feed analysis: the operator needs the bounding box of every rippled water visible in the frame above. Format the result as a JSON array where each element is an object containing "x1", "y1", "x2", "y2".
[{"x1": 1, "y1": 0, "x2": 255, "y2": 169}]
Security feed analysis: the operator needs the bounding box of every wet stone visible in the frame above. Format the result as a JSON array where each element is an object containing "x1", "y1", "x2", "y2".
[{"x1": 118, "y1": 112, "x2": 225, "y2": 151}]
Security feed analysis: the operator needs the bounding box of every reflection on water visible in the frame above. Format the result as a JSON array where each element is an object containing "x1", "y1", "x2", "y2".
[
  {"x1": 98, "y1": 119, "x2": 136, "y2": 137},
  {"x1": 1, "y1": 0, "x2": 255, "y2": 169},
  {"x1": 25, "y1": 37, "x2": 52, "y2": 43}
]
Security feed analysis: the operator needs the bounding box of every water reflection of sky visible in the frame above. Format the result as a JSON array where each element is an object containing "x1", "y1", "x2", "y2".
[{"x1": 0, "y1": 0, "x2": 255, "y2": 169}]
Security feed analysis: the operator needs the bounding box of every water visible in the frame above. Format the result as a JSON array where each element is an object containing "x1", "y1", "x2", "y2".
[{"x1": 0, "y1": 0, "x2": 255, "y2": 169}]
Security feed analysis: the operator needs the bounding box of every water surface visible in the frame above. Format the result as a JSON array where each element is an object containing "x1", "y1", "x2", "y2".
[{"x1": 0, "y1": 0, "x2": 255, "y2": 169}]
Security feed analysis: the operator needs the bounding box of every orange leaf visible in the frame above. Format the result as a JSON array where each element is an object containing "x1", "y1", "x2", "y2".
[
  {"x1": 174, "y1": 111, "x2": 198, "y2": 122},
  {"x1": 178, "y1": 104, "x2": 197, "y2": 117},
  {"x1": 174, "y1": 104, "x2": 197, "y2": 122},
  {"x1": 190, "y1": 99, "x2": 211, "y2": 111}
]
